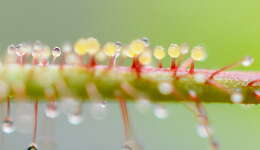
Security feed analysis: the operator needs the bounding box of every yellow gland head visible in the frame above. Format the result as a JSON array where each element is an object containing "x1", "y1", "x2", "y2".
[
  {"x1": 153, "y1": 46, "x2": 165, "y2": 60},
  {"x1": 74, "y1": 37, "x2": 100, "y2": 56},
  {"x1": 127, "y1": 39, "x2": 146, "y2": 57},
  {"x1": 103, "y1": 42, "x2": 120, "y2": 57},
  {"x1": 191, "y1": 46, "x2": 207, "y2": 61},
  {"x1": 139, "y1": 50, "x2": 152, "y2": 65},
  {"x1": 168, "y1": 44, "x2": 181, "y2": 58}
]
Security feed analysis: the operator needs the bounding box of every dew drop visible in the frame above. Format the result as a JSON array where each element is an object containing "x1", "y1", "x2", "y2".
[
  {"x1": 52, "y1": 47, "x2": 62, "y2": 57},
  {"x1": 180, "y1": 43, "x2": 189, "y2": 54},
  {"x1": 154, "y1": 105, "x2": 168, "y2": 119},
  {"x1": 241, "y1": 56, "x2": 254, "y2": 67},
  {"x1": 122, "y1": 140, "x2": 143, "y2": 150},
  {"x1": 7, "y1": 44, "x2": 17, "y2": 55},
  {"x1": 135, "y1": 98, "x2": 151, "y2": 114},
  {"x1": 193, "y1": 73, "x2": 206, "y2": 83},
  {"x1": 27, "y1": 143, "x2": 38, "y2": 150},
  {"x1": 197, "y1": 125, "x2": 209, "y2": 138},
  {"x1": 140, "y1": 37, "x2": 149, "y2": 47},
  {"x1": 2, "y1": 118, "x2": 15, "y2": 134},
  {"x1": 254, "y1": 90, "x2": 260, "y2": 97},
  {"x1": 188, "y1": 90, "x2": 197, "y2": 98},
  {"x1": 32, "y1": 41, "x2": 43, "y2": 58},
  {"x1": 15, "y1": 43, "x2": 27, "y2": 57},
  {"x1": 45, "y1": 103, "x2": 59, "y2": 119},
  {"x1": 67, "y1": 114, "x2": 83, "y2": 125},
  {"x1": 158, "y1": 82, "x2": 173, "y2": 95},
  {"x1": 231, "y1": 92, "x2": 243, "y2": 103},
  {"x1": 89, "y1": 101, "x2": 108, "y2": 120}
]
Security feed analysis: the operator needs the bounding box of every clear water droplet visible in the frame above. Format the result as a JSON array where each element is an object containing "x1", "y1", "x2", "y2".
[
  {"x1": 254, "y1": 90, "x2": 260, "y2": 97},
  {"x1": 158, "y1": 82, "x2": 173, "y2": 95},
  {"x1": 122, "y1": 140, "x2": 143, "y2": 150},
  {"x1": 2, "y1": 118, "x2": 15, "y2": 134},
  {"x1": 45, "y1": 103, "x2": 59, "y2": 118},
  {"x1": 241, "y1": 56, "x2": 254, "y2": 67},
  {"x1": 15, "y1": 43, "x2": 27, "y2": 56},
  {"x1": 135, "y1": 98, "x2": 151, "y2": 114},
  {"x1": 180, "y1": 43, "x2": 189, "y2": 54},
  {"x1": 188, "y1": 90, "x2": 197, "y2": 98},
  {"x1": 197, "y1": 125, "x2": 209, "y2": 138},
  {"x1": 193, "y1": 73, "x2": 206, "y2": 83},
  {"x1": 68, "y1": 114, "x2": 83, "y2": 125},
  {"x1": 27, "y1": 143, "x2": 38, "y2": 150},
  {"x1": 140, "y1": 37, "x2": 149, "y2": 47},
  {"x1": 89, "y1": 101, "x2": 108, "y2": 120},
  {"x1": 52, "y1": 47, "x2": 62, "y2": 57},
  {"x1": 231, "y1": 92, "x2": 243, "y2": 103},
  {"x1": 7, "y1": 44, "x2": 17, "y2": 55},
  {"x1": 154, "y1": 105, "x2": 168, "y2": 119}
]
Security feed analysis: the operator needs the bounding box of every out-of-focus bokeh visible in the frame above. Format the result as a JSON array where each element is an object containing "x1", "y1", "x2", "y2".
[{"x1": 0, "y1": 0, "x2": 260, "y2": 150}]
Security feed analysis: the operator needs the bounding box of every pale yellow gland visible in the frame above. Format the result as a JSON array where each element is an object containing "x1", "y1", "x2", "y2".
[
  {"x1": 139, "y1": 50, "x2": 152, "y2": 65},
  {"x1": 168, "y1": 44, "x2": 181, "y2": 58},
  {"x1": 103, "y1": 42, "x2": 118, "y2": 57},
  {"x1": 74, "y1": 38, "x2": 100, "y2": 55},
  {"x1": 125, "y1": 49, "x2": 136, "y2": 58},
  {"x1": 153, "y1": 46, "x2": 165, "y2": 60},
  {"x1": 128, "y1": 39, "x2": 146, "y2": 57},
  {"x1": 191, "y1": 46, "x2": 207, "y2": 61}
]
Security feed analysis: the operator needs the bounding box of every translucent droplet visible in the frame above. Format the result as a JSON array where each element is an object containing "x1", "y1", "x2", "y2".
[
  {"x1": 27, "y1": 143, "x2": 38, "y2": 150},
  {"x1": 231, "y1": 92, "x2": 243, "y2": 103},
  {"x1": 68, "y1": 114, "x2": 83, "y2": 125},
  {"x1": 140, "y1": 37, "x2": 149, "y2": 47},
  {"x1": 122, "y1": 140, "x2": 143, "y2": 150},
  {"x1": 135, "y1": 98, "x2": 151, "y2": 114},
  {"x1": 197, "y1": 125, "x2": 209, "y2": 138},
  {"x1": 2, "y1": 118, "x2": 15, "y2": 134},
  {"x1": 188, "y1": 90, "x2": 197, "y2": 98},
  {"x1": 89, "y1": 101, "x2": 108, "y2": 120},
  {"x1": 193, "y1": 73, "x2": 206, "y2": 83},
  {"x1": 32, "y1": 41, "x2": 43, "y2": 58},
  {"x1": 7, "y1": 44, "x2": 17, "y2": 55},
  {"x1": 241, "y1": 56, "x2": 254, "y2": 67},
  {"x1": 254, "y1": 90, "x2": 260, "y2": 97},
  {"x1": 45, "y1": 103, "x2": 59, "y2": 118},
  {"x1": 52, "y1": 47, "x2": 62, "y2": 57},
  {"x1": 180, "y1": 43, "x2": 189, "y2": 54},
  {"x1": 154, "y1": 105, "x2": 168, "y2": 119},
  {"x1": 158, "y1": 82, "x2": 173, "y2": 95},
  {"x1": 15, "y1": 43, "x2": 27, "y2": 56}
]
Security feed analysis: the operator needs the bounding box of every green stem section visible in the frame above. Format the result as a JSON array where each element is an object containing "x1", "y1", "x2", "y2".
[{"x1": 1, "y1": 64, "x2": 259, "y2": 103}]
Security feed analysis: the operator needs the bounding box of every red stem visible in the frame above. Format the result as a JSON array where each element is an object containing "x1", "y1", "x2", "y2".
[{"x1": 33, "y1": 99, "x2": 39, "y2": 144}]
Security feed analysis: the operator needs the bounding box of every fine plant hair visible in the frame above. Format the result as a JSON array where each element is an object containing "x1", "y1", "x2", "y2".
[{"x1": 0, "y1": 38, "x2": 259, "y2": 150}]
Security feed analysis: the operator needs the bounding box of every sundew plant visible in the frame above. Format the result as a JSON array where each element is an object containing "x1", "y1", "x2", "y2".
[
  {"x1": 0, "y1": 37, "x2": 258, "y2": 150},
  {"x1": 1, "y1": 0, "x2": 260, "y2": 150}
]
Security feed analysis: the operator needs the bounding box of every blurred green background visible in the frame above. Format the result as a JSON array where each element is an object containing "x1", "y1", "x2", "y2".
[{"x1": 1, "y1": 0, "x2": 260, "y2": 150}]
